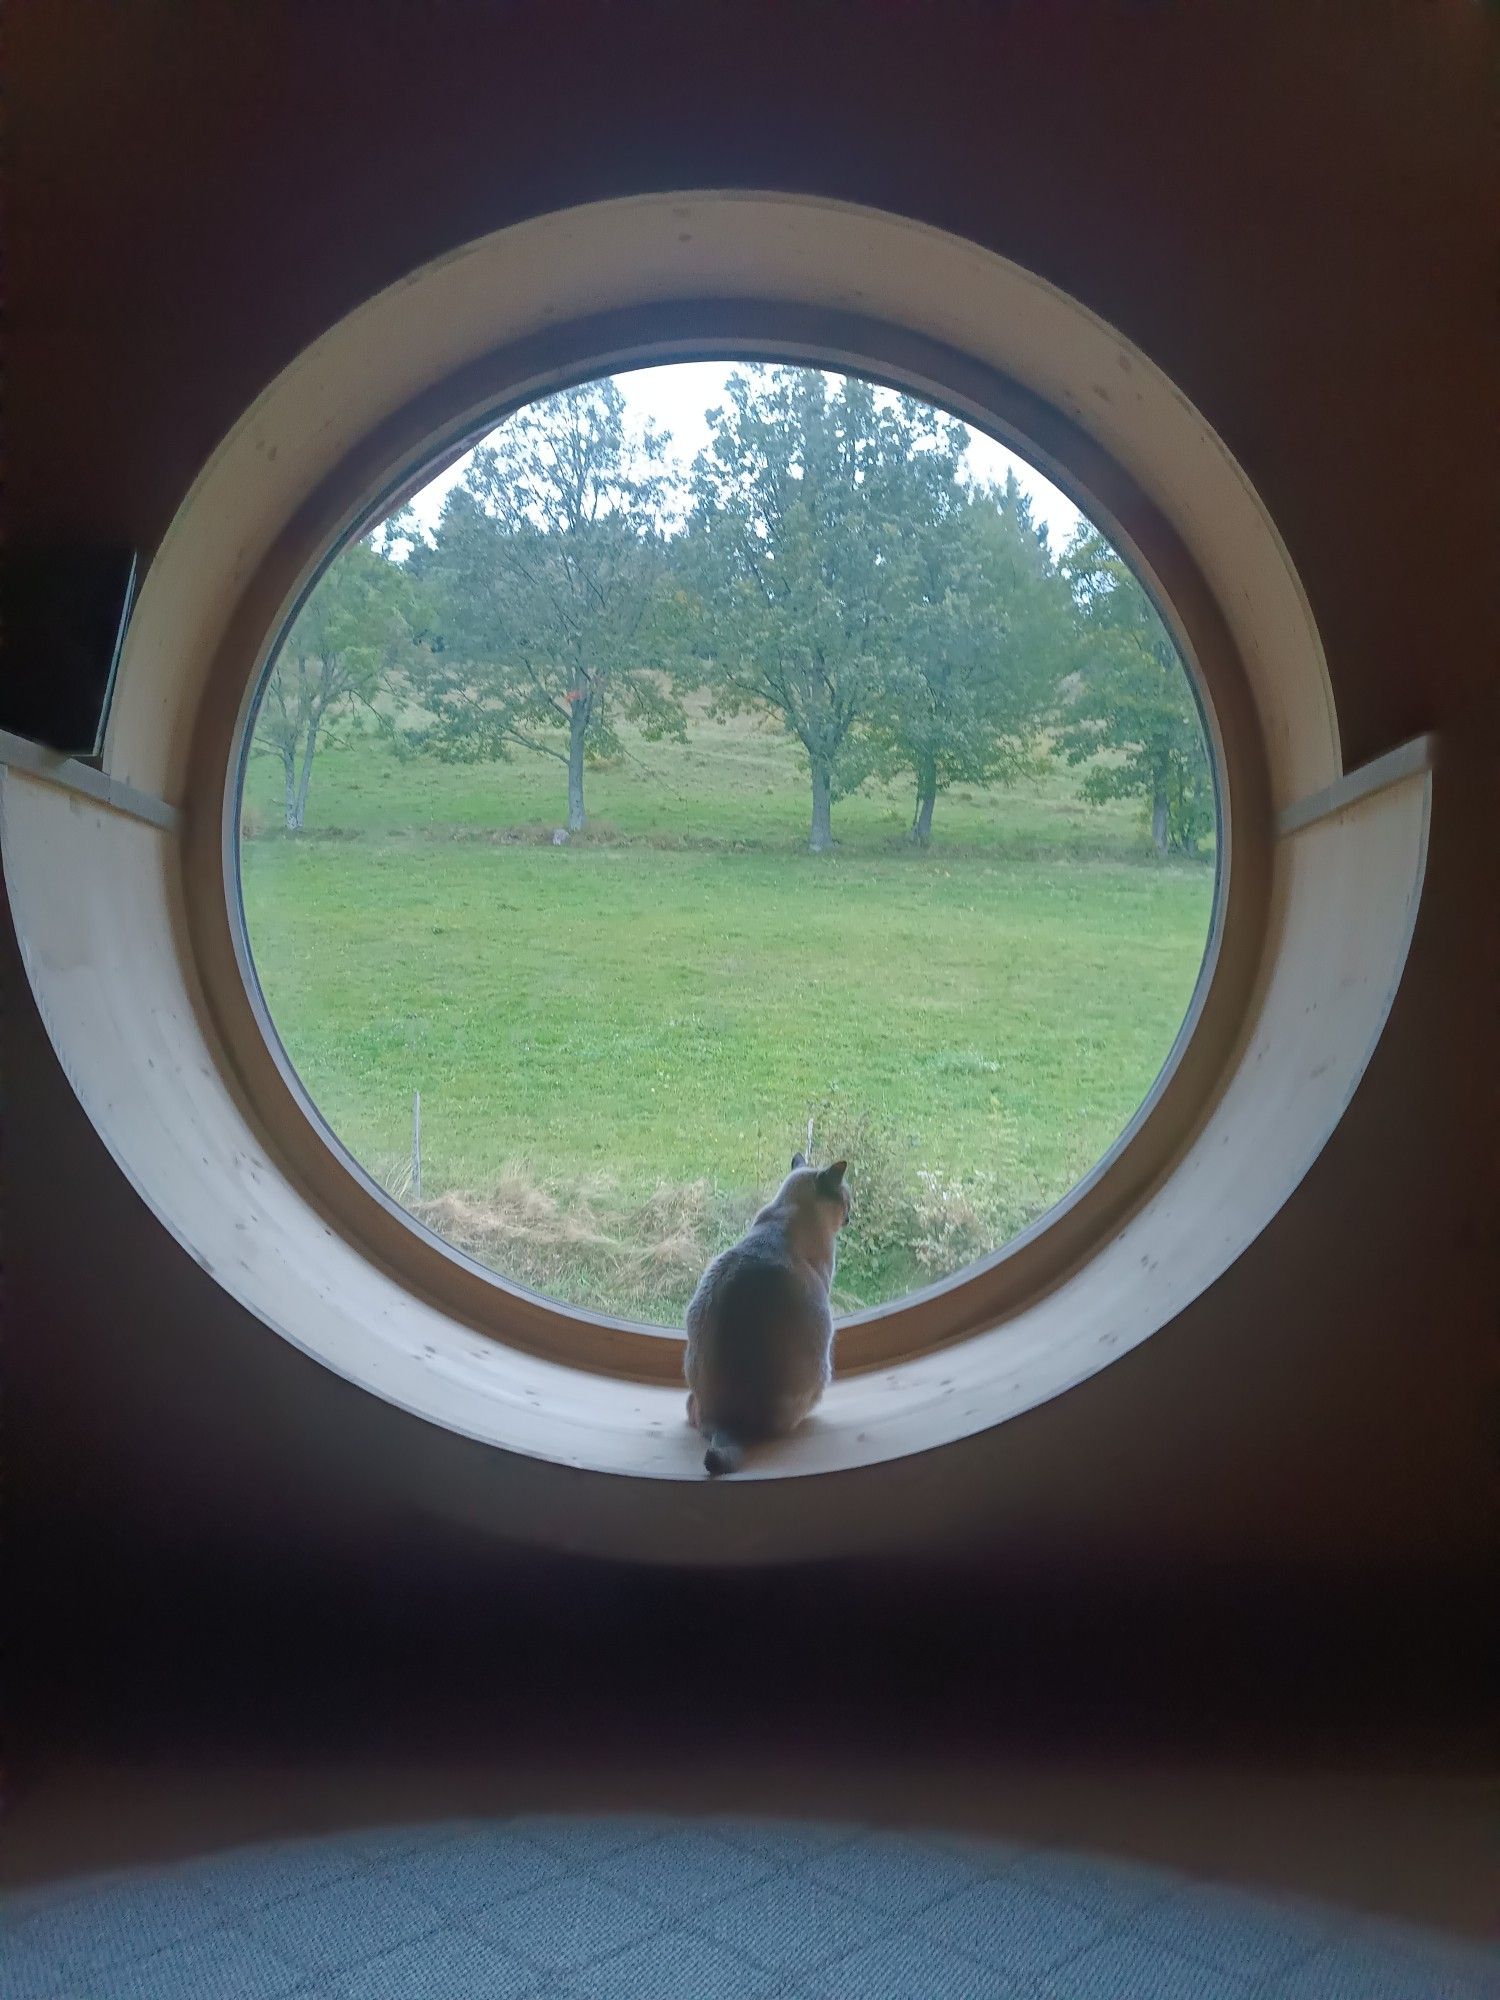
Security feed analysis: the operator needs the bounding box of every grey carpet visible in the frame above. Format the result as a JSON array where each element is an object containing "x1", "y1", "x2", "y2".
[{"x1": 3, "y1": 1816, "x2": 1496, "y2": 1998}]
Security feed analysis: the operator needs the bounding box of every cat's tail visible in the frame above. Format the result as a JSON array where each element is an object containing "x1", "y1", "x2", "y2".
[{"x1": 703, "y1": 1431, "x2": 744, "y2": 1477}]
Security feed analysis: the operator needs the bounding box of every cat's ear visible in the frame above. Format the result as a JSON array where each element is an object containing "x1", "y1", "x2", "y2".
[
  {"x1": 817, "y1": 1160, "x2": 847, "y2": 1193},
  {"x1": 791, "y1": 1152, "x2": 807, "y2": 1171}
]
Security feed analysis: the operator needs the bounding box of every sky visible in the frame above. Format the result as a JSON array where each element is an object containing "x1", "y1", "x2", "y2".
[{"x1": 401, "y1": 360, "x2": 1084, "y2": 553}]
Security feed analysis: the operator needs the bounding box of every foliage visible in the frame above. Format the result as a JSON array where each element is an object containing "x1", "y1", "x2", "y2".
[
  {"x1": 404, "y1": 379, "x2": 683, "y2": 831},
  {"x1": 782, "y1": 1096, "x2": 1004, "y2": 1302},
  {"x1": 406, "y1": 1170, "x2": 731, "y2": 1327},
  {"x1": 875, "y1": 472, "x2": 1074, "y2": 844},
  {"x1": 1056, "y1": 526, "x2": 1215, "y2": 857},
  {"x1": 250, "y1": 530, "x2": 414, "y2": 831},
  {"x1": 678, "y1": 368, "x2": 968, "y2": 850}
]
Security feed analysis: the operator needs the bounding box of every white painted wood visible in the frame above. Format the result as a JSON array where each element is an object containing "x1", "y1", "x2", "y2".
[
  {"x1": 159, "y1": 195, "x2": 1287, "y2": 1374},
  {"x1": 1276, "y1": 733, "x2": 1438, "y2": 839},
  {"x1": 0, "y1": 727, "x2": 180, "y2": 833}
]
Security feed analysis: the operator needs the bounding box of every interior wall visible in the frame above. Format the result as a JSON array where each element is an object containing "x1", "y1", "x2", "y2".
[{"x1": 6, "y1": 0, "x2": 1496, "y2": 1780}]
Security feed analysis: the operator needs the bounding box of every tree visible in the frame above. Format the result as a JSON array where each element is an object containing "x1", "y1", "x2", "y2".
[
  {"x1": 407, "y1": 379, "x2": 681, "y2": 833},
  {"x1": 252, "y1": 530, "x2": 414, "y2": 831},
  {"x1": 1056, "y1": 525, "x2": 1214, "y2": 857},
  {"x1": 682, "y1": 367, "x2": 961, "y2": 852},
  {"x1": 877, "y1": 472, "x2": 1072, "y2": 846}
]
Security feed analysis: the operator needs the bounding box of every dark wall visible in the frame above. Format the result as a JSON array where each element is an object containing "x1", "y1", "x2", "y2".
[{"x1": 6, "y1": 1, "x2": 1496, "y2": 1774}]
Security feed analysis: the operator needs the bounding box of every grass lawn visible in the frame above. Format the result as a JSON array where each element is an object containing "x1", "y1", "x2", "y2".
[{"x1": 240, "y1": 713, "x2": 1214, "y2": 1320}]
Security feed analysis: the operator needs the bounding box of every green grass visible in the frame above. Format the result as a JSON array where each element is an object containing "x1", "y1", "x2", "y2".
[{"x1": 240, "y1": 713, "x2": 1213, "y2": 1320}]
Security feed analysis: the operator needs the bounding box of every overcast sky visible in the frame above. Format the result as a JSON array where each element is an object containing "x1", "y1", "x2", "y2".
[{"x1": 402, "y1": 360, "x2": 1083, "y2": 552}]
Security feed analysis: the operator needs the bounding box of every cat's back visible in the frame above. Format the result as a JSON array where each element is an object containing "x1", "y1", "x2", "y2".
[
  {"x1": 684, "y1": 1223, "x2": 831, "y2": 1436},
  {"x1": 685, "y1": 1216, "x2": 830, "y2": 1368},
  {"x1": 687, "y1": 1220, "x2": 806, "y2": 1325},
  {"x1": 684, "y1": 1173, "x2": 844, "y2": 1445}
]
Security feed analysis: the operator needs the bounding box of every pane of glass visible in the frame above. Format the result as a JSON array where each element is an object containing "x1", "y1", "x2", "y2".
[{"x1": 238, "y1": 362, "x2": 1217, "y2": 1325}]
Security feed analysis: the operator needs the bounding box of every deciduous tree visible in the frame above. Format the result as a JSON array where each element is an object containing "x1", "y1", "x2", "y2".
[
  {"x1": 1056, "y1": 525, "x2": 1214, "y2": 857},
  {"x1": 408, "y1": 380, "x2": 681, "y2": 833},
  {"x1": 877, "y1": 473, "x2": 1071, "y2": 846},
  {"x1": 682, "y1": 368, "x2": 959, "y2": 852},
  {"x1": 252, "y1": 530, "x2": 414, "y2": 832}
]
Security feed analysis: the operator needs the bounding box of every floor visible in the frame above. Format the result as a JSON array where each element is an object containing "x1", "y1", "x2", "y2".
[{"x1": 4, "y1": 1815, "x2": 1497, "y2": 1999}]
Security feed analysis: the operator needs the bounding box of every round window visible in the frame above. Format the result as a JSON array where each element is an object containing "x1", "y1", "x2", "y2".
[
  {"x1": 3, "y1": 191, "x2": 1427, "y2": 1531},
  {"x1": 236, "y1": 360, "x2": 1217, "y2": 1329}
]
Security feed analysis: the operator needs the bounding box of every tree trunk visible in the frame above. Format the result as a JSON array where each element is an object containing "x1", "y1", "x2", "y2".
[
  {"x1": 1151, "y1": 787, "x2": 1169, "y2": 857},
  {"x1": 566, "y1": 701, "x2": 588, "y2": 833},
  {"x1": 292, "y1": 724, "x2": 319, "y2": 833},
  {"x1": 281, "y1": 745, "x2": 299, "y2": 832},
  {"x1": 908, "y1": 760, "x2": 937, "y2": 847},
  {"x1": 809, "y1": 760, "x2": 834, "y2": 852}
]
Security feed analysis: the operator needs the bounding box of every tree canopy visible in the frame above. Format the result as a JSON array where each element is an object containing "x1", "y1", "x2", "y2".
[
  {"x1": 404, "y1": 378, "x2": 682, "y2": 832},
  {"x1": 679, "y1": 368, "x2": 973, "y2": 850},
  {"x1": 252, "y1": 366, "x2": 1214, "y2": 864},
  {"x1": 252, "y1": 529, "x2": 414, "y2": 831},
  {"x1": 1057, "y1": 526, "x2": 1214, "y2": 857},
  {"x1": 873, "y1": 471, "x2": 1073, "y2": 845}
]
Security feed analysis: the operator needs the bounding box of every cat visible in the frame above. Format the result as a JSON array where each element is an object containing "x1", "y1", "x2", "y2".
[{"x1": 683, "y1": 1153, "x2": 850, "y2": 1476}]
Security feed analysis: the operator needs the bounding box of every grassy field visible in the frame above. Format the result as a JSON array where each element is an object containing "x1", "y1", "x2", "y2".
[{"x1": 240, "y1": 712, "x2": 1213, "y2": 1320}]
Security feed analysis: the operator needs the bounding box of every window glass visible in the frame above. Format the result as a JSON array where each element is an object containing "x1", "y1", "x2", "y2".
[{"x1": 239, "y1": 363, "x2": 1216, "y2": 1322}]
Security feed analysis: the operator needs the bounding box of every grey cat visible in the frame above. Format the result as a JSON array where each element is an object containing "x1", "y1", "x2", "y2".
[{"x1": 684, "y1": 1154, "x2": 850, "y2": 1476}]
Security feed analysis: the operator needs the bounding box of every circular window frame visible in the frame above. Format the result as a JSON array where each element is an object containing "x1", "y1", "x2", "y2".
[
  {"x1": 207, "y1": 302, "x2": 1260, "y2": 1382},
  {"x1": 1, "y1": 192, "x2": 1429, "y2": 1534}
]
